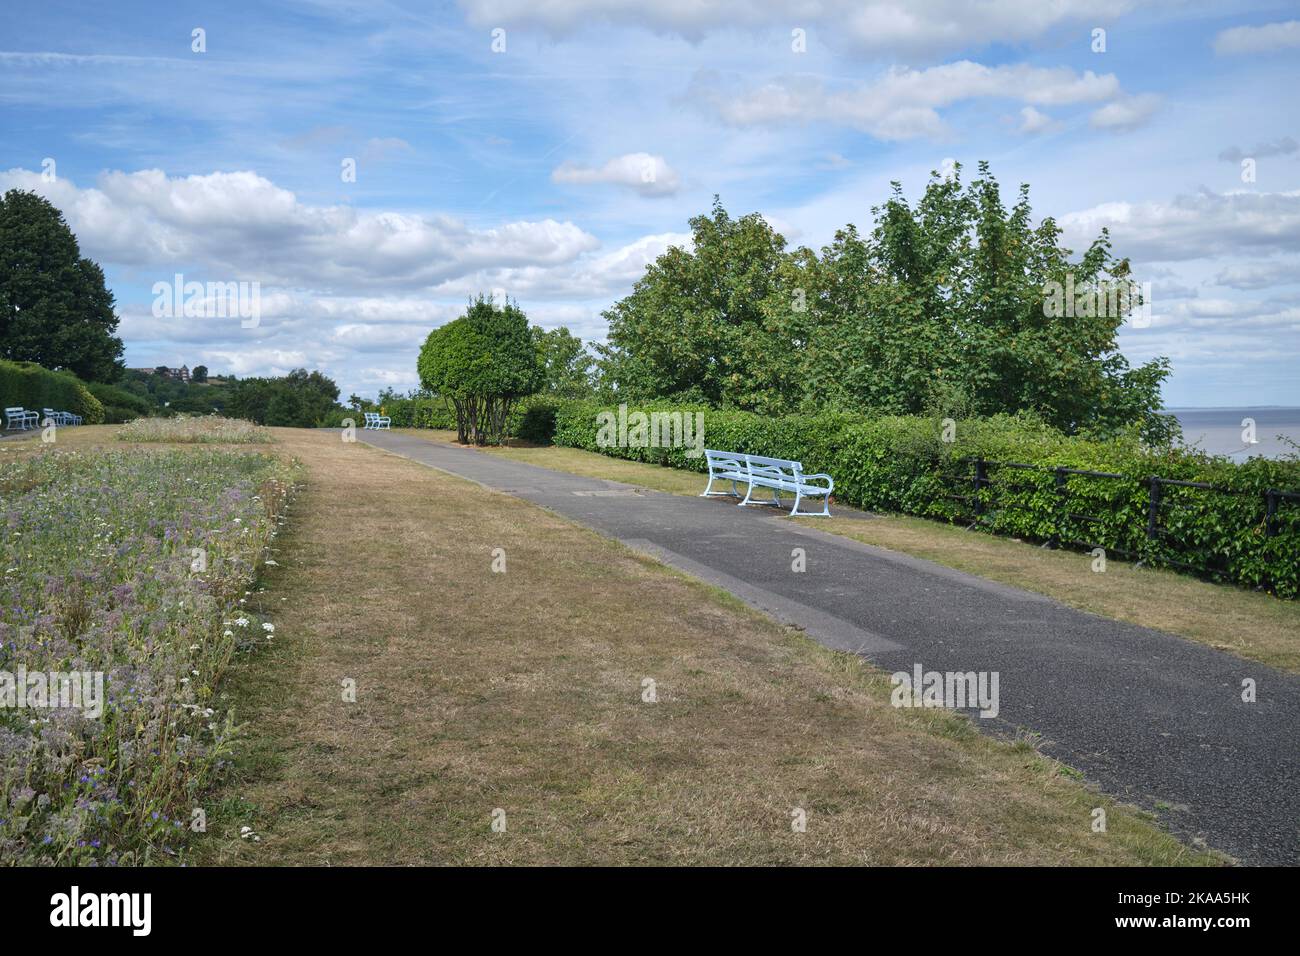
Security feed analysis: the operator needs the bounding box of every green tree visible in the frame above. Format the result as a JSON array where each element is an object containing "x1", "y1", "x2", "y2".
[
  {"x1": 227, "y1": 368, "x2": 341, "y2": 427},
  {"x1": 532, "y1": 326, "x2": 594, "y2": 398},
  {"x1": 0, "y1": 189, "x2": 124, "y2": 382},
  {"x1": 598, "y1": 198, "x2": 805, "y2": 412},
  {"x1": 600, "y1": 167, "x2": 1173, "y2": 441},
  {"x1": 806, "y1": 162, "x2": 1172, "y2": 438},
  {"x1": 418, "y1": 296, "x2": 542, "y2": 444},
  {"x1": 191, "y1": 365, "x2": 208, "y2": 383}
]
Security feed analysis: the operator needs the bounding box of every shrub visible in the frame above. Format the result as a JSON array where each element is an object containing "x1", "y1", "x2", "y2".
[
  {"x1": 226, "y1": 369, "x2": 340, "y2": 427},
  {"x1": 316, "y1": 407, "x2": 356, "y2": 429},
  {"x1": 516, "y1": 396, "x2": 560, "y2": 443},
  {"x1": 547, "y1": 400, "x2": 1300, "y2": 598},
  {"x1": 87, "y1": 381, "x2": 152, "y2": 424},
  {"x1": 0, "y1": 359, "x2": 105, "y2": 424},
  {"x1": 368, "y1": 396, "x2": 457, "y2": 430}
]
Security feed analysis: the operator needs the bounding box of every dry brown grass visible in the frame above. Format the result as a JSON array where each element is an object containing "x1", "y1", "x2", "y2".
[
  {"x1": 396, "y1": 429, "x2": 1300, "y2": 675},
  {"x1": 9, "y1": 426, "x2": 1217, "y2": 864}
]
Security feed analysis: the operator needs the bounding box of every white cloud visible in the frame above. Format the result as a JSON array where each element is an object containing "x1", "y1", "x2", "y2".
[
  {"x1": 1089, "y1": 93, "x2": 1162, "y2": 131},
  {"x1": 1017, "y1": 106, "x2": 1058, "y2": 134},
  {"x1": 0, "y1": 167, "x2": 600, "y2": 291},
  {"x1": 1213, "y1": 260, "x2": 1300, "y2": 290},
  {"x1": 0, "y1": 165, "x2": 687, "y2": 396},
  {"x1": 688, "y1": 62, "x2": 1123, "y2": 140},
  {"x1": 458, "y1": 0, "x2": 1136, "y2": 57},
  {"x1": 434, "y1": 231, "x2": 693, "y2": 301},
  {"x1": 552, "y1": 152, "x2": 681, "y2": 196},
  {"x1": 1213, "y1": 20, "x2": 1300, "y2": 56},
  {"x1": 1061, "y1": 190, "x2": 1300, "y2": 263}
]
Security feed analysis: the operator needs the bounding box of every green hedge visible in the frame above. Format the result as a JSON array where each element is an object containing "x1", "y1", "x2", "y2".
[
  {"x1": 546, "y1": 399, "x2": 1300, "y2": 599},
  {"x1": 86, "y1": 381, "x2": 152, "y2": 424},
  {"x1": 0, "y1": 360, "x2": 105, "y2": 425}
]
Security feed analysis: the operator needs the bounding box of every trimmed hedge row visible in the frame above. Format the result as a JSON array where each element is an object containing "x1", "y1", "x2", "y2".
[
  {"x1": 547, "y1": 399, "x2": 1300, "y2": 599},
  {"x1": 86, "y1": 381, "x2": 152, "y2": 424},
  {"x1": 0, "y1": 360, "x2": 105, "y2": 425}
]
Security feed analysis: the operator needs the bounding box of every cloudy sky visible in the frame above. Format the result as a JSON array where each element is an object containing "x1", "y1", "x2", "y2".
[{"x1": 2, "y1": 0, "x2": 1298, "y2": 406}]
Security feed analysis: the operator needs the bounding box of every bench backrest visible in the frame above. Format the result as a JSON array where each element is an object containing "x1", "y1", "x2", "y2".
[
  {"x1": 706, "y1": 448, "x2": 806, "y2": 482},
  {"x1": 744, "y1": 452, "x2": 802, "y2": 471},
  {"x1": 704, "y1": 449, "x2": 745, "y2": 470},
  {"x1": 5, "y1": 407, "x2": 25, "y2": 414}
]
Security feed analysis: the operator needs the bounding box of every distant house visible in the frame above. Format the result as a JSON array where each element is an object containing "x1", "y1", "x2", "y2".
[{"x1": 130, "y1": 365, "x2": 191, "y2": 382}]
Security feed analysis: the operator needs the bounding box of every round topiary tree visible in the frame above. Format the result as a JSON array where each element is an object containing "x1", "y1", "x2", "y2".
[{"x1": 418, "y1": 295, "x2": 543, "y2": 445}]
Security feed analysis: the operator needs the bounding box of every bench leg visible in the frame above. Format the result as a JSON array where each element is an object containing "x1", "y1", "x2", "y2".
[
  {"x1": 738, "y1": 480, "x2": 757, "y2": 506},
  {"x1": 788, "y1": 494, "x2": 831, "y2": 518},
  {"x1": 702, "y1": 475, "x2": 742, "y2": 498}
]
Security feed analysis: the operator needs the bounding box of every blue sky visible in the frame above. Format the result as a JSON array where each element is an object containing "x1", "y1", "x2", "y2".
[{"x1": 2, "y1": 0, "x2": 1298, "y2": 406}]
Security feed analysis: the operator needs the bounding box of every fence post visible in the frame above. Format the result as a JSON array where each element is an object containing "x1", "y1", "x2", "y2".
[
  {"x1": 1144, "y1": 476, "x2": 1162, "y2": 563},
  {"x1": 1050, "y1": 466, "x2": 1067, "y2": 549},
  {"x1": 973, "y1": 457, "x2": 985, "y2": 518},
  {"x1": 1264, "y1": 489, "x2": 1279, "y2": 538}
]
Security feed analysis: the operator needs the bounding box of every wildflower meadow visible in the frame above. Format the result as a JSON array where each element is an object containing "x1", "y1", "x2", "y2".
[
  {"x1": 116, "y1": 415, "x2": 272, "y2": 444},
  {"x1": 0, "y1": 447, "x2": 294, "y2": 863}
]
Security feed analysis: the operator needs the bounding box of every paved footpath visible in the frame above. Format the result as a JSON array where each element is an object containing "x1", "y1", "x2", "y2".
[{"x1": 359, "y1": 430, "x2": 1299, "y2": 865}]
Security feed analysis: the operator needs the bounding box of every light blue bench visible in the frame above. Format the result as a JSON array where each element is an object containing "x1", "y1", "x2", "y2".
[
  {"x1": 701, "y1": 449, "x2": 834, "y2": 517},
  {"x1": 363, "y1": 411, "x2": 391, "y2": 430},
  {"x1": 4, "y1": 407, "x2": 39, "y2": 431},
  {"x1": 43, "y1": 408, "x2": 82, "y2": 426}
]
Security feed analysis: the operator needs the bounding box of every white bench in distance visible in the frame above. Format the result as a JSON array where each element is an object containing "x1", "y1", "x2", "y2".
[
  {"x1": 701, "y1": 448, "x2": 834, "y2": 517},
  {"x1": 4, "y1": 407, "x2": 39, "y2": 431},
  {"x1": 363, "y1": 411, "x2": 391, "y2": 430}
]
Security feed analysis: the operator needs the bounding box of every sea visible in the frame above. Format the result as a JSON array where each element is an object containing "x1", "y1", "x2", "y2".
[{"x1": 1167, "y1": 408, "x2": 1300, "y2": 461}]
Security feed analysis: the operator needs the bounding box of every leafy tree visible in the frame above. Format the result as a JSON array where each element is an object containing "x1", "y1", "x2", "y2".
[
  {"x1": 532, "y1": 326, "x2": 594, "y2": 398},
  {"x1": 598, "y1": 198, "x2": 802, "y2": 412},
  {"x1": 807, "y1": 162, "x2": 1172, "y2": 439},
  {"x1": 598, "y1": 167, "x2": 1174, "y2": 441},
  {"x1": 191, "y1": 365, "x2": 208, "y2": 383},
  {"x1": 0, "y1": 189, "x2": 124, "y2": 382},
  {"x1": 418, "y1": 295, "x2": 542, "y2": 444},
  {"x1": 227, "y1": 368, "x2": 341, "y2": 427}
]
